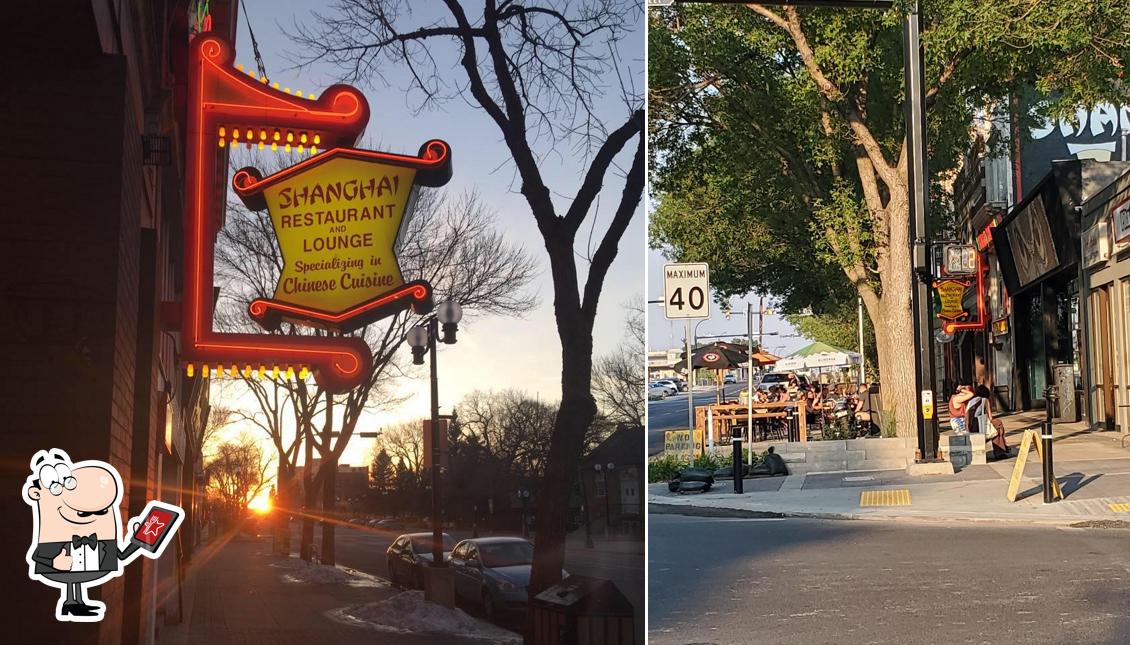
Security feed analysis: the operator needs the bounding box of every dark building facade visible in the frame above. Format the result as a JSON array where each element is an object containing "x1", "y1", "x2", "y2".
[
  {"x1": 1, "y1": 2, "x2": 236, "y2": 643},
  {"x1": 948, "y1": 98, "x2": 1130, "y2": 427},
  {"x1": 579, "y1": 427, "x2": 644, "y2": 538}
]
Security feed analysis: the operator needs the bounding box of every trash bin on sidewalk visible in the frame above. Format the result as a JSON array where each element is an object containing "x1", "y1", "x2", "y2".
[
  {"x1": 530, "y1": 575, "x2": 635, "y2": 644},
  {"x1": 1053, "y1": 363, "x2": 1078, "y2": 422}
]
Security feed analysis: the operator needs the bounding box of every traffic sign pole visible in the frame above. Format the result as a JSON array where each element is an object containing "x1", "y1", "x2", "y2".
[
  {"x1": 664, "y1": 262, "x2": 711, "y2": 464},
  {"x1": 686, "y1": 319, "x2": 694, "y2": 463}
]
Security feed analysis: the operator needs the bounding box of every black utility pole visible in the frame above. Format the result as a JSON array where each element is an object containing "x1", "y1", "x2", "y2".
[
  {"x1": 427, "y1": 318, "x2": 444, "y2": 566},
  {"x1": 903, "y1": 3, "x2": 940, "y2": 462},
  {"x1": 320, "y1": 394, "x2": 337, "y2": 565}
]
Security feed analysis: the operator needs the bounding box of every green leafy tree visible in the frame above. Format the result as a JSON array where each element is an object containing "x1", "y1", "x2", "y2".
[
  {"x1": 785, "y1": 298, "x2": 878, "y2": 380},
  {"x1": 649, "y1": 1, "x2": 1129, "y2": 436}
]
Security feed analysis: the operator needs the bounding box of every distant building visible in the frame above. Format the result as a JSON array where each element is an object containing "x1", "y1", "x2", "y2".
[
  {"x1": 648, "y1": 348, "x2": 683, "y2": 379},
  {"x1": 579, "y1": 426, "x2": 644, "y2": 538},
  {"x1": 337, "y1": 464, "x2": 371, "y2": 502}
]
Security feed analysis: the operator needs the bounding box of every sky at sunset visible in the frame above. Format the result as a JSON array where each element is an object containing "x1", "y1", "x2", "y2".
[{"x1": 209, "y1": 1, "x2": 645, "y2": 471}]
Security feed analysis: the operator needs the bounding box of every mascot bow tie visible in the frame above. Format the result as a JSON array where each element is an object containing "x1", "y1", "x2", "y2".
[{"x1": 72, "y1": 534, "x2": 98, "y2": 548}]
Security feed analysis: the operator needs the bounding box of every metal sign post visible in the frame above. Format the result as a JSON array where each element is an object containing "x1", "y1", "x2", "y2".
[
  {"x1": 665, "y1": 263, "x2": 710, "y2": 464},
  {"x1": 747, "y1": 301, "x2": 754, "y2": 466},
  {"x1": 686, "y1": 319, "x2": 694, "y2": 463}
]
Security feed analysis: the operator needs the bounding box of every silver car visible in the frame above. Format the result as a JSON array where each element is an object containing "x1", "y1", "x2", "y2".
[
  {"x1": 449, "y1": 537, "x2": 567, "y2": 619},
  {"x1": 387, "y1": 532, "x2": 456, "y2": 589}
]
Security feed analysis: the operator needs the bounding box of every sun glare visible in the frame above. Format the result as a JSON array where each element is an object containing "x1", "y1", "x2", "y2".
[{"x1": 248, "y1": 492, "x2": 272, "y2": 514}]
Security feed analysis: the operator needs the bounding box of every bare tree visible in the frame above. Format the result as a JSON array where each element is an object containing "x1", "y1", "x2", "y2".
[
  {"x1": 457, "y1": 389, "x2": 558, "y2": 479},
  {"x1": 592, "y1": 299, "x2": 644, "y2": 428},
  {"x1": 215, "y1": 182, "x2": 537, "y2": 563},
  {"x1": 371, "y1": 420, "x2": 426, "y2": 480},
  {"x1": 290, "y1": 1, "x2": 645, "y2": 596},
  {"x1": 205, "y1": 434, "x2": 273, "y2": 527}
]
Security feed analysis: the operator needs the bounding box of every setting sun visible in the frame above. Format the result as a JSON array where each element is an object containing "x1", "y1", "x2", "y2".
[{"x1": 247, "y1": 492, "x2": 272, "y2": 515}]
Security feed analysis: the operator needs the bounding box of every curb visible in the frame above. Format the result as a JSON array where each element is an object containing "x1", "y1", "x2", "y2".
[{"x1": 648, "y1": 499, "x2": 1129, "y2": 528}]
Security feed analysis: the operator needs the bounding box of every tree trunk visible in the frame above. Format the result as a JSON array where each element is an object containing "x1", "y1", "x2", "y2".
[
  {"x1": 873, "y1": 190, "x2": 918, "y2": 439},
  {"x1": 275, "y1": 464, "x2": 293, "y2": 555},
  {"x1": 320, "y1": 454, "x2": 337, "y2": 566},
  {"x1": 300, "y1": 472, "x2": 317, "y2": 561},
  {"x1": 528, "y1": 317, "x2": 597, "y2": 599},
  {"x1": 180, "y1": 443, "x2": 198, "y2": 562}
]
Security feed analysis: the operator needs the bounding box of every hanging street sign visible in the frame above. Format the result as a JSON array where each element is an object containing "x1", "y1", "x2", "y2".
[
  {"x1": 934, "y1": 279, "x2": 971, "y2": 322},
  {"x1": 178, "y1": 34, "x2": 448, "y2": 392},
  {"x1": 233, "y1": 143, "x2": 451, "y2": 332},
  {"x1": 663, "y1": 263, "x2": 710, "y2": 319}
]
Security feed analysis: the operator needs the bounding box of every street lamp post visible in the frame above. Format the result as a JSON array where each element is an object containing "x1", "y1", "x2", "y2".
[
  {"x1": 518, "y1": 488, "x2": 531, "y2": 539},
  {"x1": 578, "y1": 466, "x2": 594, "y2": 548},
  {"x1": 406, "y1": 300, "x2": 463, "y2": 570},
  {"x1": 594, "y1": 463, "x2": 615, "y2": 538}
]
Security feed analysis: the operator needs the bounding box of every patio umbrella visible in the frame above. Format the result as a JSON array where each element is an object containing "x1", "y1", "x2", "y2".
[
  {"x1": 776, "y1": 341, "x2": 860, "y2": 372},
  {"x1": 680, "y1": 342, "x2": 749, "y2": 403}
]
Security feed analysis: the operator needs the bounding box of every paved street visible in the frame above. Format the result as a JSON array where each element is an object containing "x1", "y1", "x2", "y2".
[
  {"x1": 295, "y1": 521, "x2": 643, "y2": 637},
  {"x1": 649, "y1": 383, "x2": 745, "y2": 455},
  {"x1": 649, "y1": 512, "x2": 1130, "y2": 644},
  {"x1": 166, "y1": 533, "x2": 452, "y2": 645}
]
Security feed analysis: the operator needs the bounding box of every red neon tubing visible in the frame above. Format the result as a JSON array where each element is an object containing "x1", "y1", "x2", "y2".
[{"x1": 183, "y1": 35, "x2": 380, "y2": 391}]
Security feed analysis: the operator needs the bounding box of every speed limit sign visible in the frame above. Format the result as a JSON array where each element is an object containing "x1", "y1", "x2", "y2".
[{"x1": 663, "y1": 263, "x2": 710, "y2": 319}]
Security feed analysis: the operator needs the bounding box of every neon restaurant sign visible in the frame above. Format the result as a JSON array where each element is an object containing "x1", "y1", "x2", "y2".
[{"x1": 181, "y1": 35, "x2": 451, "y2": 391}]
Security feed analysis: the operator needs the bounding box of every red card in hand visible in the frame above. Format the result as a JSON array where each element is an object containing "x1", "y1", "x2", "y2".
[{"x1": 129, "y1": 502, "x2": 182, "y2": 554}]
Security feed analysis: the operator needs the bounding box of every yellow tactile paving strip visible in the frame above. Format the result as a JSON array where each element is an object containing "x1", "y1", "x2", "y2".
[
  {"x1": 1109, "y1": 503, "x2": 1130, "y2": 513},
  {"x1": 860, "y1": 489, "x2": 912, "y2": 507}
]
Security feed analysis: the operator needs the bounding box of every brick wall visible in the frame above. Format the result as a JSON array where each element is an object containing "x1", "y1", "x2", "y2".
[{"x1": 0, "y1": 53, "x2": 134, "y2": 644}]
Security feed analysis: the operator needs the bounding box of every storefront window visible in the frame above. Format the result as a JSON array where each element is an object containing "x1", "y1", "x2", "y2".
[{"x1": 1027, "y1": 292, "x2": 1047, "y2": 403}]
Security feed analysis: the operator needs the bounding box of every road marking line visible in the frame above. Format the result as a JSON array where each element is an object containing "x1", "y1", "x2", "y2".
[
  {"x1": 860, "y1": 489, "x2": 912, "y2": 507},
  {"x1": 1110, "y1": 502, "x2": 1130, "y2": 513}
]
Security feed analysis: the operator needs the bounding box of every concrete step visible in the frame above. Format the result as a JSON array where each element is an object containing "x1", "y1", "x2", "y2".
[{"x1": 846, "y1": 456, "x2": 910, "y2": 471}]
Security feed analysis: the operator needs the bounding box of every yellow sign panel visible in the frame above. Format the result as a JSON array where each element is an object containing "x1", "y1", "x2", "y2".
[
  {"x1": 664, "y1": 429, "x2": 704, "y2": 455},
  {"x1": 921, "y1": 390, "x2": 934, "y2": 420},
  {"x1": 261, "y1": 156, "x2": 417, "y2": 314},
  {"x1": 935, "y1": 279, "x2": 970, "y2": 321}
]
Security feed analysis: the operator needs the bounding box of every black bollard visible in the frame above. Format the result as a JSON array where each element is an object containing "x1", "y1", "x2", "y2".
[
  {"x1": 1043, "y1": 385, "x2": 1057, "y2": 504},
  {"x1": 732, "y1": 435, "x2": 744, "y2": 494}
]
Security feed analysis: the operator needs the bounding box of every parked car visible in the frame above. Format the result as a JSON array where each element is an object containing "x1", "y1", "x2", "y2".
[
  {"x1": 648, "y1": 384, "x2": 670, "y2": 400},
  {"x1": 449, "y1": 537, "x2": 567, "y2": 620},
  {"x1": 373, "y1": 518, "x2": 404, "y2": 530},
  {"x1": 650, "y1": 381, "x2": 678, "y2": 396},
  {"x1": 755, "y1": 372, "x2": 809, "y2": 392},
  {"x1": 723, "y1": 373, "x2": 736, "y2": 384},
  {"x1": 387, "y1": 532, "x2": 457, "y2": 589},
  {"x1": 654, "y1": 378, "x2": 687, "y2": 392}
]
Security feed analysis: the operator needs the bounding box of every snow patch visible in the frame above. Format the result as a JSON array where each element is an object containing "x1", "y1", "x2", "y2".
[
  {"x1": 273, "y1": 555, "x2": 386, "y2": 587},
  {"x1": 329, "y1": 590, "x2": 520, "y2": 643}
]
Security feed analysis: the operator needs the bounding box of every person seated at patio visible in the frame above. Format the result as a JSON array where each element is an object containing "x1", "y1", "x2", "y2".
[
  {"x1": 803, "y1": 385, "x2": 819, "y2": 425},
  {"x1": 786, "y1": 373, "x2": 800, "y2": 395},
  {"x1": 968, "y1": 384, "x2": 1009, "y2": 459},
  {"x1": 853, "y1": 383, "x2": 873, "y2": 434},
  {"x1": 948, "y1": 384, "x2": 973, "y2": 434}
]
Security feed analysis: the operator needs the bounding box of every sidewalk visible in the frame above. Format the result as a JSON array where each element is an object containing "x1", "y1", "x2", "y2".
[
  {"x1": 652, "y1": 421, "x2": 1130, "y2": 526},
  {"x1": 162, "y1": 531, "x2": 518, "y2": 645}
]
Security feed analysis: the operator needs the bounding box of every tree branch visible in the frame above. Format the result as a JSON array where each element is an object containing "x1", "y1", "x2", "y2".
[
  {"x1": 563, "y1": 111, "x2": 643, "y2": 234},
  {"x1": 581, "y1": 124, "x2": 644, "y2": 319}
]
